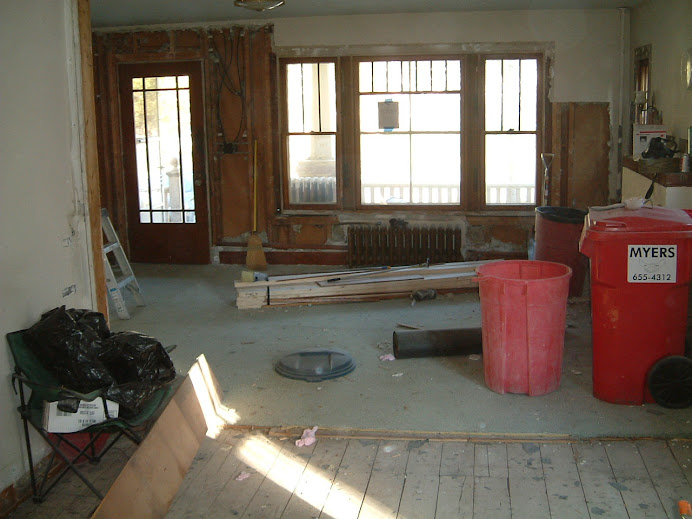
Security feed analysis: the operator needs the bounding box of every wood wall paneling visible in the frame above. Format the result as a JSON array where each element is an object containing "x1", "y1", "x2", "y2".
[{"x1": 551, "y1": 102, "x2": 610, "y2": 209}]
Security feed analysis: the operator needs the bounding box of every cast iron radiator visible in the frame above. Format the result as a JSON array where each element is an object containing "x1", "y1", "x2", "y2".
[{"x1": 347, "y1": 225, "x2": 463, "y2": 267}]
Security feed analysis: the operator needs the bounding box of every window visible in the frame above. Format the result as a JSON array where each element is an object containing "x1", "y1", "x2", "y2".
[
  {"x1": 284, "y1": 61, "x2": 337, "y2": 205},
  {"x1": 280, "y1": 53, "x2": 542, "y2": 211},
  {"x1": 359, "y1": 59, "x2": 461, "y2": 205},
  {"x1": 484, "y1": 58, "x2": 538, "y2": 205}
]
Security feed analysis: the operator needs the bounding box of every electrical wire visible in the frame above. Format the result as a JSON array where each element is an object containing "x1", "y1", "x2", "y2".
[{"x1": 210, "y1": 28, "x2": 246, "y2": 148}]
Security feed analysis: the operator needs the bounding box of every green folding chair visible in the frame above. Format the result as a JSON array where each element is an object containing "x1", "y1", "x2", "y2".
[{"x1": 7, "y1": 329, "x2": 174, "y2": 502}]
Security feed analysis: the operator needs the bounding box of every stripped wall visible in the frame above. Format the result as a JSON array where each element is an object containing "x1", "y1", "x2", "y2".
[{"x1": 94, "y1": 9, "x2": 621, "y2": 265}]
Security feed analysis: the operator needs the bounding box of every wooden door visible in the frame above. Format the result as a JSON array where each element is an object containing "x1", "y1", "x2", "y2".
[{"x1": 119, "y1": 61, "x2": 209, "y2": 264}]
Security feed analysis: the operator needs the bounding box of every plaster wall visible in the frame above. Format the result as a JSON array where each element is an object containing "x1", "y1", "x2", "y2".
[
  {"x1": 272, "y1": 10, "x2": 622, "y2": 104},
  {"x1": 0, "y1": 0, "x2": 94, "y2": 492}
]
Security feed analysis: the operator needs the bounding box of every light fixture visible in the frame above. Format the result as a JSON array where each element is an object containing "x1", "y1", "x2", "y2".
[{"x1": 234, "y1": 0, "x2": 285, "y2": 12}]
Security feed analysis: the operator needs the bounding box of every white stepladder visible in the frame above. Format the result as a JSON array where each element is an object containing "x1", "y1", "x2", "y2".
[{"x1": 101, "y1": 208, "x2": 145, "y2": 319}]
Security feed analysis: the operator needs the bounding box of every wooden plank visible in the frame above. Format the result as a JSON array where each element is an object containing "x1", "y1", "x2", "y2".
[
  {"x1": 205, "y1": 434, "x2": 284, "y2": 518},
  {"x1": 474, "y1": 444, "x2": 489, "y2": 477},
  {"x1": 487, "y1": 443, "x2": 509, "y2": 478},
  {"x1": 78, "y1": 0, "x2": 107, "y2": 318},
  {"x1": 440, "y1": 442, "x2": 474, "y2": 476},
  {"x1": 508, "y1": 476, "x2": 550, "y2": 519},
  {"x1": 405, "y1": 440, "x2": 442, "y2": 475},
  {"x1": 319, "y1": 440, "x2": 378, "y2": 519},
  {"x1": 572, "y1": 443, "x2": 629, "y2": 519},
  {"x1": 90, "y1": 375, "x2": 207, "y2": 519},
  {"x1": 507, "y1": 442, "x2": 543, "y2": 477},
  {"x1": 668, "y1": 440, "x2": 692, "y2": 487},
  {"x1": 398, "y1": 472, "x2": 439, "y2": 519},
  {"x1": 473, "y1": 476, "x2": 510, "y2": 519},
  {"x1": 506, "y1": 443, "x2": 550, "y2": 518},
  {"x1": 359, "y1": 441, "x2": 408, "y2": 519},
  {"x1": 235, "y1": 261, "x2": 499, "y2": 308},
  {"x1": 282, "y1": 438, "x2": 348, "y2": 519},
  {"x1": 167, "y1": 431, "x2": 231, "y2": 514},
  {"x1": 637, "y1": 440, "x2": 692, "y2": 519},
  {"x1": 167, "y1": 430, "x2": 243, "y2": 519},
  {"x1": 605, "y1": 442, "x2": 667, "y2": 519},
  {"x1": 436, "y1": 475, "x2": 473, "y2": 519},
  {"x1": 397, "y1": 440, "x2": 442, "y2": 519},
  {"x1": 541, "y1": 443, "x2": 590, "y2": 519},
  {"x1": 242, "y1": 440, "x2": 314, "y2": 518}
]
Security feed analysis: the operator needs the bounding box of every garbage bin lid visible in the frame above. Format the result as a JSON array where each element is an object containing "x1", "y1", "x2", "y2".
[
  {"x1": 275, "y1": 349, "x2": 355, "y2": 382},
  {"x1": 535, "y1": 206, "x2": 587, "y2": 224},
  {"x1": 584, "y1": 206, "x2": 692, "y2": 234}
]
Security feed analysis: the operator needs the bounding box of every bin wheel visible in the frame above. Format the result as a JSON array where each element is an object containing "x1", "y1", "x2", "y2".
[{"x1": 647, "y1": 356, "x2": 692, "y2": 409}]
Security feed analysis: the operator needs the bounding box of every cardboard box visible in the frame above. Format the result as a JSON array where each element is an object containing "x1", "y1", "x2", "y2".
[
  {"x1": 43, "y1": 399, "x2": 119, "y2": 433},
  {"x1": 633, "y1": 125, "x2": 667, "y2": 159}
]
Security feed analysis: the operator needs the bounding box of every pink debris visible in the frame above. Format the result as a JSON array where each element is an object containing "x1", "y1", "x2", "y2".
[
  {"x1": 235, "y1": 471, "x2": 251, "y2": 481},
  {"x1": 295, "y1": 426, "x2": 318, "y2": 447},
  {"x1": 379, "y1": 354, "x2": 396, "y2": 361}
]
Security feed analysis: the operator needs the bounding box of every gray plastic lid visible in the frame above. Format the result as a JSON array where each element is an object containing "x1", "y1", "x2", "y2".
[{"x1": 275, "y1": 349, "x2": 355, "y2": 382}]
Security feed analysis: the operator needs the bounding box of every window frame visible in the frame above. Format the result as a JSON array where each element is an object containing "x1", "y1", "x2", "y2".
[
  {"x1": 353, "y1": 55, "x2": 464, "y2": 210},
  {"x1": 278, "y1": 50, "x2": 546, "y2": 214},
  {"x1": 480, "y1": 53, "x2": 545, "y2": 211},
  {"x1": 279, "y1": 57, "x2": 342, "y2": 210}
]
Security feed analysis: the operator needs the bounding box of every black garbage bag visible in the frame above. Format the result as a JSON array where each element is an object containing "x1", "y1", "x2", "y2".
[
  {"x1": 67, "y1": 308, "x2": 111, "y2": 341},
  {"x1": 105, "y1": 381, "x2": 162, "y2": 418},
  {"x1": 23, "y1": 307, "x2": 176, "y2": 418},
  {"x1": 23, "y1": 306, "x2": 115, "y2": 392},
  {"x1": 98, "y1": 332, "x2": 176, "y2": 385}
]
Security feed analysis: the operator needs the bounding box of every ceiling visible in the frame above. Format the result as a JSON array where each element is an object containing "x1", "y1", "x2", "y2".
[{"x1": 91, "y1": 0, "x2": 644, "y2": 29}]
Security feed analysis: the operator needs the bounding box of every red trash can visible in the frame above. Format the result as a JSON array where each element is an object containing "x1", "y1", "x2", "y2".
[
  {"x1": 476, "y1": 260, "x2": 572, "y2": 396},
  {"x1": 579, "y1": 207, "x2": 692, "y2": 405},
  {"x1": 535, "y1": 206, "x2": 588, "y2": 297}
]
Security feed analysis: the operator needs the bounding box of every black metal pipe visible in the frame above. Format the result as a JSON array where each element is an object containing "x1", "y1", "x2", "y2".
[{"x1": 392, "y1": 328, "x2": 482, "y2": 359}]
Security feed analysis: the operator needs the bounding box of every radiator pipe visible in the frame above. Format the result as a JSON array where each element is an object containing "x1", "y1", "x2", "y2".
[{"x1": 392, "y1": 328, "x2": 482, "y2": 359}]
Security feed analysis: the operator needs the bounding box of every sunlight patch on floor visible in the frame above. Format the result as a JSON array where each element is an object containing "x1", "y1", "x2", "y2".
[{"x1": 236, "y1": 435, "x2": 401, "y2": 519}]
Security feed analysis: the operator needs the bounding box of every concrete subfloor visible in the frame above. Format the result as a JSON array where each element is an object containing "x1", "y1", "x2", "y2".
[{"x1": 110, "y1": 263, "x2": 692, "y2": 439}]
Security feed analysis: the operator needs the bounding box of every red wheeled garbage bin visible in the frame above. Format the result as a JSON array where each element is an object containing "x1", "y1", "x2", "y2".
[{"x1": 579, "y1": 207, "x2": 692, "y2": 405}]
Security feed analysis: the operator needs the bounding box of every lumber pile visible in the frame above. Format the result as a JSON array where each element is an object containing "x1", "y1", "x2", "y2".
[{"x1": 234, "y1": 260, "x2": 499, "y2": 309}]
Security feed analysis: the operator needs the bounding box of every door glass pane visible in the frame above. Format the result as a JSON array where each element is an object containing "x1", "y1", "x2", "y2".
[{"x1": 131, "y1": 75, "x2": 196, "y2": 223}]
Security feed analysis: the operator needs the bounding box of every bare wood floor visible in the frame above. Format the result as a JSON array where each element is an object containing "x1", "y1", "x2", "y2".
[
  {"x1": 165, "y1": 430, "x2": 692, "y2": 519},
  {"x1": 9, "y1": 430, "x2": 692, "y2": 519}
]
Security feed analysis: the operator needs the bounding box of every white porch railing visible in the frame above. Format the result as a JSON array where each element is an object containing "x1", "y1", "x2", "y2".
[{"x1": 290, "y1": 178, "x2": 535, "y2": 205}]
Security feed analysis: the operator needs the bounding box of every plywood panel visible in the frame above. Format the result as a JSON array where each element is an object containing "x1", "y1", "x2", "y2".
[{"x1": 90, "y1": 375, "x2": 207, "y2": 519}]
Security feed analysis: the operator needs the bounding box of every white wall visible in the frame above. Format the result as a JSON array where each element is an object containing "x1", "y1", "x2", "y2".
[
  {"x1": 631, "y1": 0, "x2": 692, "y2": 143},
  {"x1": 272, "y1": 10, "x2": 622, "y2": 104},
  {"x1": 0, "y1": 0, "x2": 95, "y2": 491}
]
